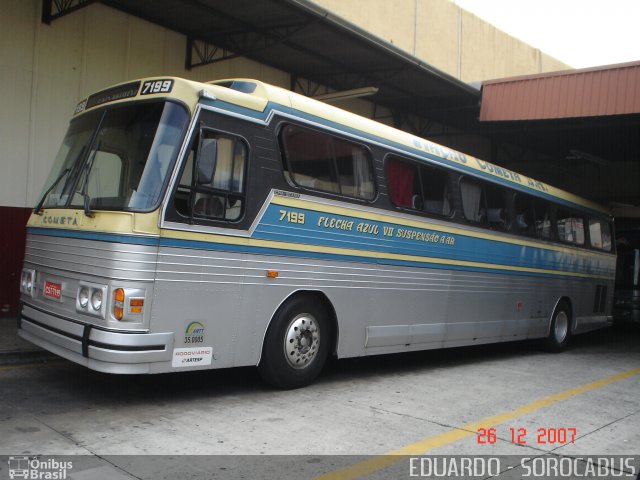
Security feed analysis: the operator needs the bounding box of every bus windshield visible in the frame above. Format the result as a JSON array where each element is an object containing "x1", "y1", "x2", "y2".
[{"x1": 38, "y1": 101, "x2": 188, "y2": 213}]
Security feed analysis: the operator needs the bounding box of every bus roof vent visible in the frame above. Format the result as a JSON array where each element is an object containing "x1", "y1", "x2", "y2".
[{"x1": 209, "y1": 80, "x2": 257, "y2": 94}]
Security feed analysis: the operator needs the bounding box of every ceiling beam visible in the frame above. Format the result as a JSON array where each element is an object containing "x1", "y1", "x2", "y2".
[{"x1": 41, "y1": 0, "x2": 96, "y2": 24}]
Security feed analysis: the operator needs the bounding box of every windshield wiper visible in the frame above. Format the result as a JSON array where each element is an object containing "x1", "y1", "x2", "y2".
[
  {"x1": 34, "y1": 145, "x2": 87, "y2": 215},
  {"x1": 80, "y1": 142, "x2": 102, "y2": 217},
  {"x1": 33, "y1": 167, "x2": 71, "y2": 216},
  {"x1": 80, "y1": 144, "x2": 100, "y2": 218}
]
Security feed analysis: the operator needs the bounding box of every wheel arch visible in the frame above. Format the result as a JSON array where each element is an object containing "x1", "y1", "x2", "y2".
[
  {"x1": 257, "y1": 289, "x2": 339, "y2": 365},
  {"x1": 547, "y1": 296, "x2": 574, "y2": 335}
]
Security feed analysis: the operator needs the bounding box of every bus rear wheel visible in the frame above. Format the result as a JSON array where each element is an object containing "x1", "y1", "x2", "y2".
[
  {"x1": 541, "y1": 301, "x2": 571, "y2": 352},
  {"x1": 258, "y1": 296, "x2": 330, "y2": 389}
]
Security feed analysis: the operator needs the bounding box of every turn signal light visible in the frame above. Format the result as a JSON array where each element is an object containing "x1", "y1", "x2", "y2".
[
  {"x1": 114, "y1": 288, "x2": 125, "y2": 320},
  {"x1": 111, "y1": 287, "x2": 146, "y2": 321},
  {"x1": 130, "y1": 298, "x2": 144, "y2": 314}
]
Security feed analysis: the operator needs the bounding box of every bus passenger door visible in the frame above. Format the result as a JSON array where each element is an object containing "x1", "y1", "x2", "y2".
[
  {"x1": 157, "y1": 109, "x2": 289, "y2": 370},
  {"x1": 157, "y1": 109, "x2": 268, "y2": 369}
]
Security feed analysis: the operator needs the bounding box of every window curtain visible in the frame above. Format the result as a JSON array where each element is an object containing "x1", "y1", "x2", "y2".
[
  {"x1": 460, "y1": 180, "x2": 482, "y2": 222},
  {"x1": 231, "y1": 141, "x2": 245, "y2": 193},
  {"x1": 387, "y1": 160, "x2": 414, "y2": 207},
  {"x1": 212, "y1": 137, "x2": 233, "y2": 190},
  {"x1": 352, "y1": 147, "x2": 374, "y2": 199}
]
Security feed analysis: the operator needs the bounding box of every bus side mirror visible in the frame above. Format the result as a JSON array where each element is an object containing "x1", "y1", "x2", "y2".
[{"x1": 196, "y1": 137, "x2": 217, "y2": 185}]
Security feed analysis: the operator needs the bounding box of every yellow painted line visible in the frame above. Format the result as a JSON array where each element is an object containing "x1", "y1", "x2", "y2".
[{"x1": 315, "y1": 367, "x2": 640, "y2": 480}]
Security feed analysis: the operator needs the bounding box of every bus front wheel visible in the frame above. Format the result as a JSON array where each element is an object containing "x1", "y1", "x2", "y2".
[
  {"x1": 258, "y1": 296, "x2": 330, "y2": 389},
  {"x1": 541, "y1": 301, "x2": 571, "y2": 352}
]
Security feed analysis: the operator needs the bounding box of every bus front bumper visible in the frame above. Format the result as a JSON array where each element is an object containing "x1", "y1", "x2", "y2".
[{"x1": 18, "y1": 303, "x2": 174, "y2": 374}]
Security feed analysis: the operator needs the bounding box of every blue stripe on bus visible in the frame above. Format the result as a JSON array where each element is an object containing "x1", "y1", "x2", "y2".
[
  {"x1": 26, "y1": 227, "x2": 160, "y2": 246},
  {"x1": 253, "y1": 204, "x2": 612, "y2": 277}
]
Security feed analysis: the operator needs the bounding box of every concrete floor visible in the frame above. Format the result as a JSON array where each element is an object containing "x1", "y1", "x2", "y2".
[{"x1": 0, "y1": 323, "x2": 638, "y2": 479}]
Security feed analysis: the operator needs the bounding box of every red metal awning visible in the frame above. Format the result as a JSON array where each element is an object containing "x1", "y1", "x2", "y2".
[{"x1": 480, "y1": 61, "x2": 640, "y2": 121}]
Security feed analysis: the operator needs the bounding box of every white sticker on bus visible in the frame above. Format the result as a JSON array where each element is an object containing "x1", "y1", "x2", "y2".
[{"x1": 172, "y1": 347, "x2": 213, "y2": 367}]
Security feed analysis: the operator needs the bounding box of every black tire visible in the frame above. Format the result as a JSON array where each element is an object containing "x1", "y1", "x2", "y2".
[
  {"x1": 258, "y1": 295, "x2": 330, "y2": 389},
  {"x1": 541, "y1": 300, "x2": 572, "y2": 352}
]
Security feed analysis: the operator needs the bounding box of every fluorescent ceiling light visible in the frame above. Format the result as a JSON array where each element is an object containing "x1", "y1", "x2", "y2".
[{"x1": 313, "y1": 86, "x2": 379, "y2": 102}]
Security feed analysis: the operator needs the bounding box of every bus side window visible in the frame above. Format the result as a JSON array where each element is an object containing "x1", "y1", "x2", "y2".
[
  {"x1": 589, "y1": 218, "x2": 612, "y2": 251},
  {"x1": 386, "y1": 156, "x2": 452, "y2": 216},
  {"x1": 282, "y1": 124, "x2": 338, "y2": 193},
  {"x1": 460, "y1": 178, "x2": 484, "y2": 224},
  {"x1": 533, "y1": 200, "x2": 553, "y2": 239},
  {"x1": 484, "y1": 183, "x2": 508, "y2": 230},
  {"x1": 460, "y1": 177, "x2": 507, "y2": 229},
  {"x1": 281, "y1": 124, "x2": 375, "y2": 200},
  {"x1": 335, "y1": 138, "x2": 375, "y2": 199},
  {"x1": 386, "y1": 157, "x2": 419, "y2": 209},
  {"x1": 421, "y1": 165, "x2": 452, "y2": 216},
  {"x1": 556, "y1": 208, "x2": 585, "y2": 245},
  {"x1": 174, "y1": 130, "x2": 247, "y2": 222},
  {"x1": 514, "y1": 193, "x2": 535, "y2": 235}
]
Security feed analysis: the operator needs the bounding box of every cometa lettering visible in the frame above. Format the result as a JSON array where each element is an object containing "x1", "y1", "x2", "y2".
[
  {"x1": 43, "y1": 216, "x2": 78, "y2": 226},
  {"x1": 475, "y1": 159, "x2": 522, "y2": 183}
]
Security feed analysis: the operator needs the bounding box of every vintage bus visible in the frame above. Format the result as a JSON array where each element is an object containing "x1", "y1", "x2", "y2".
[{"x1": 18, "y1": 77, "x2": 615, "y2": 388}]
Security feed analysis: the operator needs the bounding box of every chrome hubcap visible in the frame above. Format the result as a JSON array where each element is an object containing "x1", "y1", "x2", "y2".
[
  {"x1": 554, "y1": 311, "x2": 569, "y2": 343},
  {"x1": 284, "y1": 314, "x2": 320, "y2": 369}
]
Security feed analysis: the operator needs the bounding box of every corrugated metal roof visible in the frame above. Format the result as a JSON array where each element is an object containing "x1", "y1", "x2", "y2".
[{"x1": 480, "y1": 61, "x2": 640, "y2": 121}]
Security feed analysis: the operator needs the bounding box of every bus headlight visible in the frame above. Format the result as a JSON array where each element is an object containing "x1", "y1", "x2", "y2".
[
  {"x1": 78, "y1": 287, "x2": 90, "y2": 308},
  {"x1": 76, "y1": 282, "x2": 107, "y2": 318},
  {"x1": 91, "y1": 289, "x2": 103, "y2": 311},
  {"x1": 20, "y1": 269, "x2": 36, "y2": 298}
]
